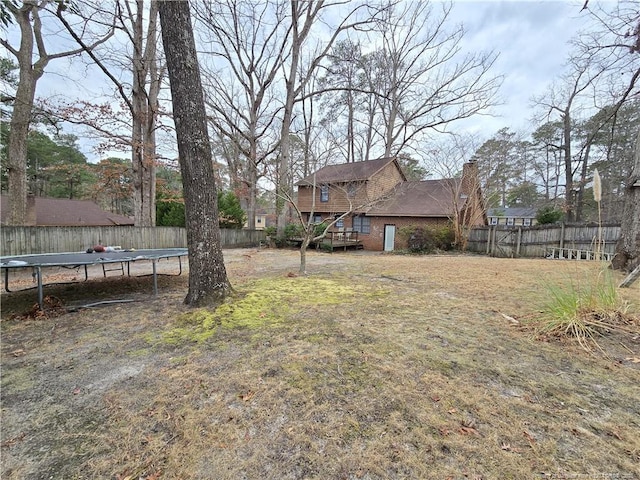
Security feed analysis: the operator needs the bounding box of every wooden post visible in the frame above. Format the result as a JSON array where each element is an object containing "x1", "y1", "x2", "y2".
[
  {"x1": 516, "y1": 227, "x2": 522, "y2": 257},
  {"x1": 559, "y1": 222, "x2": 565, "y2": 250},
  {"x1": 485, "y1": 226, "x2": 491, "y2": 255}
]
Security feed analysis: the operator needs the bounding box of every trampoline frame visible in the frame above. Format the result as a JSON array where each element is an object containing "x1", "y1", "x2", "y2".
[{"x1": 1, "y1": 248, "x2": 188, "y2": 309}]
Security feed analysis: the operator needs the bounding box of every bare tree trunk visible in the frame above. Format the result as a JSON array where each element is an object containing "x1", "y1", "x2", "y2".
[
  {"x1": 5, "y1": 3, "x2": 48, "y2": 225},
  {"x1": 5, "y1": 1, "x2": 111, "y2": 224},
  {"x1": 612, "y1": 128, "x2": 640, "y2": 272},
  {"x1": 562, "y1": 109, "x2": 575, "y2": 222},
  {"x1": 131, "y1": 0, "x2": 159, "y2": 226},
  {"x1": 276, "y1": 1, "x2": 300, "y2": 237},
  {"x1": 158, "y1": 0, "x2": 232, "y2": 306}
]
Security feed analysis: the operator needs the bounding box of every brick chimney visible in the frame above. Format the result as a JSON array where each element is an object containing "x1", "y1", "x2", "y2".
[{"x1": 461, "y1": 161, "x2": 479, "y2": 196}]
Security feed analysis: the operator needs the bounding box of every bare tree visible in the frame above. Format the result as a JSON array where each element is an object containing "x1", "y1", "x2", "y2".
[
  {"x1": 532, "y1": 54, "x2": 608, "y2": 222},
  {"x1": 195, "y1": 0, "x2": 289, "y2": 229},
  {"x1": 158, "y1": 0, "x2": 232, "y2": 306},
  {"x1": 55, "y1": 0, "x2": 163, "y2": 226},
  {"x1": 1, "y1": 0, "x2": 113, "y2": 225},
  {"x1": 425, "y1": 133, "x2": 486, "y2": 249},
  {"x1": 579, "y1": 0, "x2": 640, "y2": 271},
  {"x1": 276, "y1": 0, "x2": 379, "y2": 236},
  {"x1": 367, "y1": 1, "x2": 501, "y2": 159}
]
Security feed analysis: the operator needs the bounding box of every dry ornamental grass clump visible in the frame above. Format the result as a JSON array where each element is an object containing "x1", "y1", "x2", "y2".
[{"x1": 533, "y1": 268, "x2": 639, "y2": 353}]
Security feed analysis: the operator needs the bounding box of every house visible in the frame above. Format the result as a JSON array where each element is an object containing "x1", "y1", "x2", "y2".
[
  {"x1": 295, "y1": 157, "x2": 486, "y2": 251},
  {"x1": 486, "y1": 207, "x2": 537, "y2": 227},
  {"x1": 245, "y1": 208, "x2": 275, "y2": 230},
  {"x1": 0, "y1": 195, "x2": 134, "y2": 226}
]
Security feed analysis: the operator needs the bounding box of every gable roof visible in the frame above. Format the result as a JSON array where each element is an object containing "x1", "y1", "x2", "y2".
[
  {"x1": 366, "y1": 179, "x2": 463, "y2": 217},
  {"x1": 487, "y1": 207, "x2": 536, "y2": 219},
  {"x1": 296, "y1": 157, "x2": 405, "y2": 186},
  {"x1": 0, "y1": 195, "x2": 134, "y2": 226}
]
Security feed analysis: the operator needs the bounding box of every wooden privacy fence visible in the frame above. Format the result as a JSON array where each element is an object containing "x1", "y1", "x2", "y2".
[
  {"x1": 466, "y1": 223, "x2": 621, "y2": 259},
  {"x1": 0, "y1": 226, "x2": 266, "y2": 256}
]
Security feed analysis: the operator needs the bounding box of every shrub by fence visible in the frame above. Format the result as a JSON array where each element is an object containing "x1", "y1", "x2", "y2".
[
  {"x1": 467, "y1": 223, "x2": 620, "y2": 259},
  {"x1": 0, "y1": 226, "x2": 266, "y2": 256}
]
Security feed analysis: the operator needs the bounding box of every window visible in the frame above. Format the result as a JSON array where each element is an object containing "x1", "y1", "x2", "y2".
[
  {"x1": 347, "y1": 183, "x2": 357, "y2": 198},
  {"x1": 523, "y1": 218, "x2": 531, "y2": 226},
  {"x1": 352, "y1": 215, "x2": 370, "y2": 234},
  {"x1": 336, "y1": 218, "x2": 344, "y2": 228},
  {"x1": 257, "y1": 218, "x2": 262, "y2": 224},
  {"x1": 507, "y1": 217, "x2": 515, "y2": 226},
  {"x1": 490, "y1": 217, "x2": 498, "y2": 225},
  {"x1": 320, "y1": 185, "x2": 329, "y2": 202},
  {"x1": 312, "y1": 214, "x2": 323, "y2": 224}
]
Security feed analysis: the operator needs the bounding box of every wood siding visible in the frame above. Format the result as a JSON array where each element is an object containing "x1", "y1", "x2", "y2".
[
  {"x1": 0, "y1": 227, "x2": 266, "y2": 256},
  {"x1": 467, "y1": 224, "x2": 620, "y2": 258},
  {"x1": 296, "y1": 162, "x2": 404, "y2": 214}
]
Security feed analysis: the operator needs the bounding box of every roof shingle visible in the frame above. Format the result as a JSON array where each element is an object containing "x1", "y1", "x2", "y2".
[
  {"x1": 296, "y1": 157, "x2": 402, "y2": 185},
  {"x1": 366, "y1": 179, "x2": 463, "y2": 217},
  {"x1": 0, "y1": 195, "x2": 134, "y2": 226}
]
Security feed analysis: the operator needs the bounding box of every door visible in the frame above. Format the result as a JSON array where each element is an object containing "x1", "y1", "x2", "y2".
[{"x1": 384, "y1": 224, "x2": 396, "y2": 251}]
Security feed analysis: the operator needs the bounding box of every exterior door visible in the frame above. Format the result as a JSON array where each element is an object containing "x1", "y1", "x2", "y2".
[{"x1": 384, "y1": 224, "x2": 396, "y2": 251}]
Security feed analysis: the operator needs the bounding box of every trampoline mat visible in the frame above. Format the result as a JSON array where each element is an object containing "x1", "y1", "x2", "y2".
[{"x1": 1, "y1": 248, "x2": 189, "y2": 268}]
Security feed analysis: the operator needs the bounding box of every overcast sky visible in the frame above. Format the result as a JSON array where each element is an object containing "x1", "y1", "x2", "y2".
[
  {"x1": 4, "y1": 0, "x2": 595, "y2": 162},
  {"x1": 450, "y1": 0, "x2": 592, "y2": 137}
]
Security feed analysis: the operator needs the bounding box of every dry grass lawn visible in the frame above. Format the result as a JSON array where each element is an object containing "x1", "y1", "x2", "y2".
[{"x1": 1, "y1": 249, "x2": 639, "y2": 480}]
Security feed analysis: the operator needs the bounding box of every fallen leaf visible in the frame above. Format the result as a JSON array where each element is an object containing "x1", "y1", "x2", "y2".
[
  {"x1": 523, "y1": 430, "x2": 536, "y2": 444},
  {"x1": 625, "y1": 357, "x2": 640, "y2": 364},
  {"x1": 1, "y1": 432, "x2": 26, "y2": 448},
  {"x1": 447, "y1": 408, "x2": 457, "y2": 414},
  {"x1": 501, "y1": 442, "x2": 521, "y2": 453},
  {"x1": 459, "y1": 426, "x2": 481, "y2": 436},
  {"x1": 73, "y1": 387, "x2": 81, "y2": 395},
  {"x1": 11, "y1": 349, "x2": 25, "y2": 357},
  {"x1": 607, "y1": 429, "x2": 623, "y2": 441},
  {"x1": 239, "y1": 391, "x2": 255, "y2": 402}
]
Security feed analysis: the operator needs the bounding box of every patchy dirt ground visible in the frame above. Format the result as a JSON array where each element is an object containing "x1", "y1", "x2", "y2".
[{"x1": 1, "y1": 248, "x2": 639, "y2": 480}]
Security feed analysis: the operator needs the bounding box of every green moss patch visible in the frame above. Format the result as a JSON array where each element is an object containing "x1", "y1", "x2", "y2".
[{"x1": 158, "y1": 276, "x2": 379, "y2": 345}]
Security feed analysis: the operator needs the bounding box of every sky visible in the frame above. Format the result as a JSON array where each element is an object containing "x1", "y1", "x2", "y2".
[
  {"x1": 449, "y1": 0, "x2": 593, "y2": 137},
  {"x1": 2, "y1": 0, "x2": 596, "y2": 162}
]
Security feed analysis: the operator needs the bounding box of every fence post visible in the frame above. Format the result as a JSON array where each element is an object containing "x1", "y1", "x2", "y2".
[
  {"x1": 559, "y1": 222, "x2": 565, "y2": 250},
  {"x1": 485, "y1": 226, "x2": 491, "y2": 255},
  {"x1": 516, "y1": 227, "x2": 522, "y2": 257}
]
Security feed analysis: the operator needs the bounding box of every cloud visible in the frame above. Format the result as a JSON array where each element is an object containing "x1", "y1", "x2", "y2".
[{"x1": 451, "y1": 0, "x2": 590, "y2": 136}]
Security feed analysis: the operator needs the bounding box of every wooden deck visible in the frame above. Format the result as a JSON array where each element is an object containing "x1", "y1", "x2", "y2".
[{"x1": 289, "y1": 230, "x2": 364, "y2": 252}]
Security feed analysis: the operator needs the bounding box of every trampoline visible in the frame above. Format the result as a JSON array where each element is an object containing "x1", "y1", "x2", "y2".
[{"x1": 1, "y1": 248, "x2": 189, "y2": 309}]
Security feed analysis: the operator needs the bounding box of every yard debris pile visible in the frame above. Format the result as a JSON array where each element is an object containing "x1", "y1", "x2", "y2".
[{"x1": 9, "y1": 295, "x2": 66, "y2": 321}]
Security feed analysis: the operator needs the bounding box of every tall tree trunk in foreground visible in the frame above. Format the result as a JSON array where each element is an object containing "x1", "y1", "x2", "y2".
[
  {"x1": 158, "y1": 0, "x2": 232, "y2": 306},
  {"x1": 612, "y1": 128, "x2": 640, "y2": 272}
]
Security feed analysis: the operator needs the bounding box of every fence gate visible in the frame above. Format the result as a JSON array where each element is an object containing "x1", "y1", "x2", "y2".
[{"x1": 490, "y1": 227, "x2": 517, "y2": 258}]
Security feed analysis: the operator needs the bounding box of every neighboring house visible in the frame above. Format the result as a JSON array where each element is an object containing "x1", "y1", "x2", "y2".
[
  {"x1": 487, "y1": 207, "x2": 537, "y2": 227},
  {"x1": 295, "y1": 157, "x2": 486, "y2": 251},
  {"x1": 245, "y1": 209, "x2": 273, "y2": 230},
  {"x1": 0, "y1": 195, "x2": 134, "y2": 226}
]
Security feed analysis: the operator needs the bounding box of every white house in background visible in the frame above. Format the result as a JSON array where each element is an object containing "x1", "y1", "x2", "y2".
[{"x1": 487, "y1": 207, "x2": 537, "y2": 227}]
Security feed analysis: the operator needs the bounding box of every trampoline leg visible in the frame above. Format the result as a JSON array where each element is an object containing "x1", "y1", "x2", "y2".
[
  {"x1": 36, "y1": 266, "x2": 43, "y2": 310},
  {"x1": 4, "y1": 268, "x2": 10, "y2": 293},
  {"x1": 152, "y1": 259, "x2": 158, "y2": 295}
]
